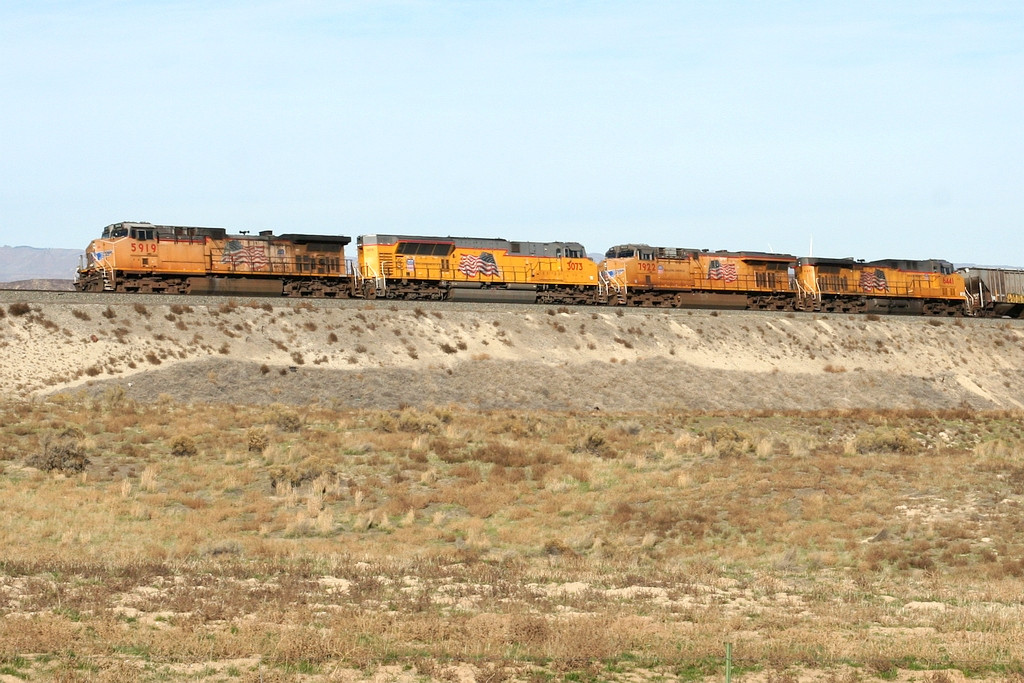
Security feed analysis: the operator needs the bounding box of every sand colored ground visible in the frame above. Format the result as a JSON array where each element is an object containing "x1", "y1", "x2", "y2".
[
  {"x1": 3, "y1": 295, "x2": 1024, "y2": 681},
  {"x1": 1, "y1": 296, "x2": 1022, "y2": 410}
]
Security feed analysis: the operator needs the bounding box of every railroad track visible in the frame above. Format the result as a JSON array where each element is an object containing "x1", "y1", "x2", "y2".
[{"x1": 2, "y1": 287, "x2": 1020, "y2": 332}]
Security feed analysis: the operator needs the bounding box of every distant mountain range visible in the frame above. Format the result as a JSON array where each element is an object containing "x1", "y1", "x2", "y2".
[{"x1": 0, "y1": 246, "x2": 82, "y2": 283}]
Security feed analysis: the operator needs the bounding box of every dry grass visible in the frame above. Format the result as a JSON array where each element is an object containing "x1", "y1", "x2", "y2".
[
  {"x1": 7, "y1": 301, "x2": 32, "y2": 316},
  {"x1": 0, "y1": 398, "x2": 1023, "y2": 679}
]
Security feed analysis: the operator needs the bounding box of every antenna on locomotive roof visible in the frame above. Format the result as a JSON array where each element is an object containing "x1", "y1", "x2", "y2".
[{"x1": 809, "y1": 234, "x2": 813, "y2": 257}]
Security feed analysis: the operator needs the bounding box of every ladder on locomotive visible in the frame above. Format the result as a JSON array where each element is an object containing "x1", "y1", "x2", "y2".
[
  {"x1": 354, "y1": 261, "x2": 387, "y2": 296},
  {"x1": 100, "y1": 261, "x2": 115, "y2": 291},
  {"x1": 598, "y1": 269, "x2": 627, "y2": 300}
]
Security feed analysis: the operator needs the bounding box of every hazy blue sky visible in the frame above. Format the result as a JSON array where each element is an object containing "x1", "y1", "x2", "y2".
[{"x1": 1, "y1": 1, "x2": 1021, "y2": 264}]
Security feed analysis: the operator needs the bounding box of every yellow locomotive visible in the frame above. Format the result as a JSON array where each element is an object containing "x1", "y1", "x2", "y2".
[
  {"x1": 356, "y1": 234, "x2": 599, "y2": 304},
  {"x1": 76, "y1": 221, "x2": 353, "y2": 296},
  {"x1": 794, "y1": 257, "x2": 967, "y2": 315},
  {"x1": 74, "y1": 220, "x2": 993, "y2": 318},
  {"x1": 599, "y1": 244, "x2": 797, "y2": 309}
]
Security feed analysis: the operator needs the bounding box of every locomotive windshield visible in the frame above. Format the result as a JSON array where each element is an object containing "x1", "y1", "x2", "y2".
[{"x1": 102, "y1": 225, "x2": 129, "y2": 239}]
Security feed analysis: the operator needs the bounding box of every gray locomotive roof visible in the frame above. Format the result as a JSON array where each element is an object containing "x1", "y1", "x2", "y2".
[
  {"x1": 605, "y1": 244, "x2": 701, "y2": 258},
  {"x1": 795, "y1": 256, "x2": 859, "y2": 266},
  {"x1": 278, "y1": 234, "x2": 351, "y2": 245},
  {"x1": 103, "y1": 222, "x2": 350, "y2": 245},
  {"x1": 607, "y1": 244, "x2": 794, "y2": 260},
  {"x1": 108, "y1": 222, "x2": 229, "y2": 234},
  {"x1": 714, "y1": 250, "x2": 796, "y2": 259},
  {"x1": 360, "y1": 234, "x2": 509, "y2": 249},
  {"x1": 359, "y1": 234, "x2": 586, "y2": 251},
  {"x1": 867, "y1": 258, "x2": 954, "y2": 272},
  {"x1": 798, "y1": 256, "x2": 953, "y2": 270}
]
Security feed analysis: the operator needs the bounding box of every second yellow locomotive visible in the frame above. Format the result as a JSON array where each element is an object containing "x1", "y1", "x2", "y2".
[{"x1": 357, "y1": 234, "x2": 599, "y2": 304}]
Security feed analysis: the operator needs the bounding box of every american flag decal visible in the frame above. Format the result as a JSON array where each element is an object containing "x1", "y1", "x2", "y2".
[
  {"x1": 860, "y1": 269, "x2": 888, "y2": 292},
  {"x1": 707, "y1": 259, "x2": 738, "y2": 282},
  {"x1": 458, "y1": 252, "x2": 501, "y2": 277},
  {"x1": 221, "y1": 240, "x2": 268, "y2": 270}
]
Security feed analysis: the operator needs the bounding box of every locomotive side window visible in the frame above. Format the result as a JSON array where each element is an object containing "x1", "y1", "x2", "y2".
[{"x1": 397, "y1": 242, "x2": 452, "y2": 257}]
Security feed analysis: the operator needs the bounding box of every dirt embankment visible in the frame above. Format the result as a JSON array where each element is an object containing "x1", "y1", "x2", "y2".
[{"x1": 1, "y1": 296, "x2": 1022, "y2": 410}]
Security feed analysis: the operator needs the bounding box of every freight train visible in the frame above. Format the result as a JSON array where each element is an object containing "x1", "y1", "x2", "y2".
[{"x1": 75, "y1": 221, "x2": 1024, "y2": 317}]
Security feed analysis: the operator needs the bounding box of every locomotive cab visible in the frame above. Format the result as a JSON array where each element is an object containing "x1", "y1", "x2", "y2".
[
  {"x1": 100, "y1": 222, "x2": 154, "y2": 240},
  {"x1": 101, "y1": 224, "x2": 129, "y2": 239},
  {"x1": 605, "y1": 244, "x2": 658, "y2": 260}
]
